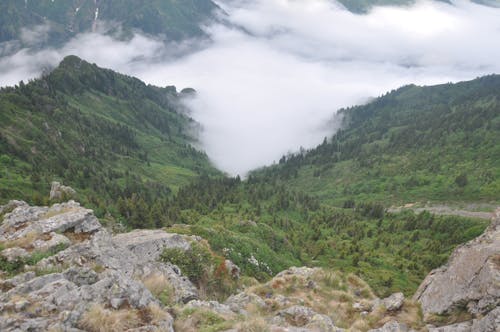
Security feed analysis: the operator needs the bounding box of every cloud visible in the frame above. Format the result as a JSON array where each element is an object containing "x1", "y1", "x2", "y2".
[{"x1": 1, "y1": 0, "x2": 500, "y2": 175}]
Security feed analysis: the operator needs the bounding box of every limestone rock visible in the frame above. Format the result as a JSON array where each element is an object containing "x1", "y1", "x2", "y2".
[
  {"x1": 50, "y1": 181, "x2": 77, "y2": 201},
  {"x1": 368, "y1": 321, "x2": 409, "y2": 332},
  {"x1": 414, "y1": 208, "x2": 500, "y2": 318},
  {"x1": 271, "y1": 305, "x2": 341, "y2": 331},
  {"x1": 427, "y1": 321, "x2": 472, "y2": 332},
  {"x1": 112, "y1": 229, "x2": 198, "y2": 261},
  {"x1": 225, "y1": 292, "x2": 266, "y2": 313},
  {"x1": 225, "y1": 259, "x2": 241, "y2": 279},
  {"x1": 275, "y1": 266, "x2": 321, "y2": 279},
  {"x1": 471, "y1": 307, "x2": 500, "y2": 332},
  {"x1": 0, "y1": 247, "x2": 29, "y2": 262},
  {"x1": 0, "y1": 200, "x2": 28, "y2": 216},
  {"x1": 38, "y1": 229, "x2": 198, "y2": 304},
  {"x1": 275, "y1": 305, "x2": 319, "y2": 326},
  {"x1": 185, "y1": 300, "x2": 235, "y2": 317},
  {"x1": 32, "y1": 232, "x2": 71, "y2": 252},
  {"x1": 0, "y1": 200, "x2": 101, "y2": 242},
  {"x1": 382, "y1": 292, "x2": 405, "y2": 311}
]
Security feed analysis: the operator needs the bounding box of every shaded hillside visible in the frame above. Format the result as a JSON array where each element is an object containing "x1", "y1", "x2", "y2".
[
  {"x1": 337, "y1": 0, "x2": 495, "y2": 13},
  {"x1": 0, "y1": 55, "x2": 219, "y2": 226},
  {"x1": 0, "y1": 0, "x2": 219, "y2": 47},
  {"x1": 253, "y1": 75, "x2": 500, "y2": 206}
]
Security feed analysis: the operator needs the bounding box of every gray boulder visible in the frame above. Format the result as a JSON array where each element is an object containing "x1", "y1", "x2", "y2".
[
  {"x1": 38, "y1": 229, "x2": 199, "y2": 303},
  {"x1": 112, "y1": 229, "x2": 199, "y2": 261},
  {"x1": 471, "y1": 307, "x2": 500, "y2": 332},
  {"x1": 382, "y1": 292, "x2": 405, "y2": 311},
  {"x1": 414, "y1": 208, "x2": 500, "y2": 318},
  {"x1": 0, "y1": 200, "x2": 28, "y2": 216},
  {"x1": 0, "y1": 201, "x2": 101, "y2": 242},
  {"x1": 225, "y1": 292, "x2": 266, "y2": 313},
  {"x1": 50, "y1": 181, "x2": 76, "y2": 201},
  {"x1": 185, "y1": 300, "x2": 235, "y2": 316},
  {"x1": 0, "y1": 247, "x2": 29, "y2": 262},
  {"x1": 368, "y1": 321, "x2": 409, "y2": 332},
  {"x1": 427, "y1": 321, "x2": 472, "y2": 332}
]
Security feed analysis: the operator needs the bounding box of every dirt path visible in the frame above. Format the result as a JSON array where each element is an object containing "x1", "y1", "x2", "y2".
[{"x1": 388, "y1": 205, "x2": 493, "y2": 220}]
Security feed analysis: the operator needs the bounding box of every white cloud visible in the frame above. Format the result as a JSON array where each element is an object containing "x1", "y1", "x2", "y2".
[{"x1": 1, "y1": 0, "x2": 500, "y2": 175}]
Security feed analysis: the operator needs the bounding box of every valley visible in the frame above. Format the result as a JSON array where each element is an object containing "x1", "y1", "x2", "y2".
[{"x1": 0, "y1": 1, "x2": 499, "y2": 331}]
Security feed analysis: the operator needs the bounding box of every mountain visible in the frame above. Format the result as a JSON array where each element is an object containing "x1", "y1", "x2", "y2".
[
  {"x1": 0, "y1": 0, "x2": 219, "y2": 48},
  {"x1": 253, "y1": 75, "x2": 500, "y2": 206},
  {"x1": 144, "y1": 75, "x2": 500, "y2": 297},
  {"x1": 336, "y1": 0, "x2": 497, "y2": 13},
  {"x1": 0, "y1": 55, "x2": 219, "y2": 227}
]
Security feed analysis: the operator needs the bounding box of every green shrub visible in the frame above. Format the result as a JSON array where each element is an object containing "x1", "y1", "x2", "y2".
[{"x1": 160, "y1": 241, "x2": 212, "y2": 285}]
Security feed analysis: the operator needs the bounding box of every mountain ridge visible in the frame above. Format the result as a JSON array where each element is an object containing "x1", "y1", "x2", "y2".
[{"x1": 0, "y1": 55, "x2": 219, "y2": 227}]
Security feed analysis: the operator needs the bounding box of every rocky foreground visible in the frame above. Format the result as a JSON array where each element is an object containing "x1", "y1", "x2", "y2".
[{"x1": 0, "y1": 199, "x2": 498, "y2": 331}]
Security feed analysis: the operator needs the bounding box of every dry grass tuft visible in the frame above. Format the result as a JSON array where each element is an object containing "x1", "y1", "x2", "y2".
[
  {"x1": 2, "y1": 231, "x2": 40, "y2": 250},
  {"x1": 350, "y1": 318, "x2": 371, "y2": 331},
  {"x1": 236, "y1": 317, "x2": 270, "y2": 332},
  {"x1": 142, "y1": 273, "x2": 171, "y2": 296},
  {"x1": 142, "y1": 273, "x2": 175, "y2": 306},
  {"x1": 146, "y1": 303, "x2": 169, "y2": 323},
  {"x1": 79, "y1": 303, "x2": 140, "y2": 332}
]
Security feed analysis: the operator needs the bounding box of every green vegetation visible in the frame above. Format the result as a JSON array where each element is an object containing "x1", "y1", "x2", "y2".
[
  {"x1": 161, "y1": 175, "x2": 488, "y2": 297},
  {"x1": 253, "y1": 75, "x2": 500, "y2": 207},
  {"x1": 0, "y1": 55, "x2": 219, "y2": 226},
  {"x1": 154, "y1": 75, "x2": 498, "y2": 296},
  {"x1": 0, "y1": 0, "x2": 218, "y2": 46},
  {"x1": 0, "y1": 242, "x2": 68, "y2": 277},
  {"x1": 160, "y1": 240, "x2": 239, "y2": 300},
  {"x1": 335, "y1": 0, "x2": 499, "y2": 14},
  {"x1": 161, "y1": 242, "x2": 213, "y2": 286},
  {"x1": 1, "y1": 57, "x2": 497, "y2": 299}
]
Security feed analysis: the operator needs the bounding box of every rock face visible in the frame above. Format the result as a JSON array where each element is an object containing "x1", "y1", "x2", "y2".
[
  {"x1": 382, "y1": 292, "x2": 405, "y2": 311},
  {"x1": 112, "y1": 229, "x2": 196, "y2": 260},
  {"x1": 368, "y1": 321, "x2": 410, "y2": 332},
  {"x1": 49, "y1": 181, "x2": 77, "y2": 201},
  {"x1": 0, "y1": 201, "x2": 198, "y2": 331},
  {"x1": 414, "y1": 208, "x2": 500, "y2": 327},
  {"x1": 0, "y1": 200, "x2": 101, "y2": 242}
]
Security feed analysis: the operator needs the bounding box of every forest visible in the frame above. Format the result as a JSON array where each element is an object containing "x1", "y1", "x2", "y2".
[{"x1": 0, "y1": 58, "x2": 497, "y2": 297}]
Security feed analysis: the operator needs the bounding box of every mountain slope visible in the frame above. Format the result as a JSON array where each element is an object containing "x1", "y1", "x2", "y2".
[
  {"x1": 0, "y1": 55, "x2": 219, "y2": 226},
  {"x1": 0, "y1": 0, "x2": 219, "y2": 47},
  {"x1": 337, "y1": 0, "x2": 496, "y2": 13},
  {"x1": 252, "y1": 75, "x2": 500, "y2": 206}
]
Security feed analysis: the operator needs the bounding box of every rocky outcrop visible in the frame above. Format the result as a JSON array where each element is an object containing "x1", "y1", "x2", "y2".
[
  {"x1": 49, "y1": 181, "x2": 77, "y2": 201},
  {"x1": 37, "y1": 228, "x2": 199, "y2": 304},
  {"x1": 414, "y1": 208, "x2": 500, "y2": 327},
  {"x1": 0, "y1": 200, "x2": 101, "y2": 242},
  {"x1": 382, "y1": 292, "x2": 405, "y2": 311},
  {"x1": 368, "y1": 321, "x2": 410, "y2": 332},
  {"x1": 113, "y1": 229, "x2": 198, "y2": 260},
  {"x1": 270, "y1": 305, "x2": 341, "y2": 331},
  {"x1": 0, "y1": 201, "x2": 197, "y2": 331},
  {"x1": 0, "y1": 200, "x2": 28, "y2": 216}
]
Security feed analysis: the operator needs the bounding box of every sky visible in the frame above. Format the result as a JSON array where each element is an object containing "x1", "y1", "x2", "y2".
[{"x1": 1, "y1": 0, "x2": 500, "y2": 175}]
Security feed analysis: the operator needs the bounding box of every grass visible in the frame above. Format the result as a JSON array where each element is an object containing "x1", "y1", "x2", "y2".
[
  {"x1": 174, "y1": 307, "x2": 233, "y2": 332},
  {"x1": 142, "y1": 273, "x2": 175, "y2": 306},
  {"x1": 79, "y1": 303, "x2": 140, "y2": 332}
]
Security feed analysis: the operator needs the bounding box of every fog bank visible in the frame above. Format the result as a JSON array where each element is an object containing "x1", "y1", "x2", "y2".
[{"x1": 1, "y1": 0, "x2": 500, "y2": 175}]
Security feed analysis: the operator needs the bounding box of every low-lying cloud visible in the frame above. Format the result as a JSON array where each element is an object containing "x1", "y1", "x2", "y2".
[{"x1": 1, "y1": 0, "x2": 500, "y2": 175}]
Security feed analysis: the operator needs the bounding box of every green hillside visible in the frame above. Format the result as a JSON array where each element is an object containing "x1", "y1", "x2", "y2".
[
  {"x1": 152, "y1": 75, "x2": 500, "y2": 296},
  {"x1": 337, "y1": 0, "x2": 495, "y2": 13},
  {"x1": 0, "y1": 58, "x2": 493, "y2": 297},
  {"x1": 0, "y1": 0, "x2": 218, "y2": 46},
  {"x1": 253, "y1": 75, "x2": 500, "y2": 207},
  {"x1": 0, "y1": 55, "x2": 219, "y2": 226}
]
